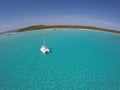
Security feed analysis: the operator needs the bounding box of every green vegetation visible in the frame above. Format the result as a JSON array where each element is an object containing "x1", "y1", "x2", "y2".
[{"x1": 1, "y1": 25, "x2": 120, "y2": 34}]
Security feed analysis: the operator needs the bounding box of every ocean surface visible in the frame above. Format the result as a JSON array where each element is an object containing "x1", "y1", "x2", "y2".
[{"x1": 0, "y1": 29, "x2": 120, "y2": 90}]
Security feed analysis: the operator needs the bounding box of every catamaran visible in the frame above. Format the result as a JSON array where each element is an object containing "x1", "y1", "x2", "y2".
[
  {"x1": 40, "y1": 32, "x2": 50, "y2": 54},
  {"x1": 40, "y1": 45, "x2": 50, "y2": 54}
]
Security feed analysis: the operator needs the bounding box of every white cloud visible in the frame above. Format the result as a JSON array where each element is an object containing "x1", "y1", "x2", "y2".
[
  {"x1": 40, "y1": 16, "x2": 120, "y2": 30},
  {"x1": 0, "y1": 16, "x2": 120, "y2": 32},
  {"x1": 0, "y1": 24, "x2": 28, "y2": 32}
]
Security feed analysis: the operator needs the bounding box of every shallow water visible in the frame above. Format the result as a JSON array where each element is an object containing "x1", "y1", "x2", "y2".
[{"x1": 0, "y1": 30, "x2": 120, "y2": 90}]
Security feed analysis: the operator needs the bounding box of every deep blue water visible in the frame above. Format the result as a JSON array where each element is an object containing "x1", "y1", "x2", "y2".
[{"x1": 0, "y1": 29, "x2": 120, "y2": 90}]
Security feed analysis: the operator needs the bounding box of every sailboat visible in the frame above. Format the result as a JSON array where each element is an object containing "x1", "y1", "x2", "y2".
[{"x1": 40, "y1": 32, "x2": 50, "y2": 54}]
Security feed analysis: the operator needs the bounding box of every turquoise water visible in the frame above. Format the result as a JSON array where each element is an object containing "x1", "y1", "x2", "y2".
[{"x1": 0, "y1": 29, "x2": 120, "y2": 90}]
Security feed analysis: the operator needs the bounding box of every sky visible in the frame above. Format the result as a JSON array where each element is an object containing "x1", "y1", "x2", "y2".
[{"x1": 0, "y1": 0, "x2": 120, "y2": 32}]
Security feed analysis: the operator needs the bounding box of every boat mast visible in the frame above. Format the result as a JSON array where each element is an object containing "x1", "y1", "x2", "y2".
[
  {"x1": 42, "y1": 31, "x2": 46, "y2": 46},
  {"x1": 40, "y1": 31, "x2": 50, "y2": 54}
]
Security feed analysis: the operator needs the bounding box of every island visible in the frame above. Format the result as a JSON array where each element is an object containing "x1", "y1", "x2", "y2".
[{"x1": 1, "y1": 25, "x2": 120, "y2": 34}]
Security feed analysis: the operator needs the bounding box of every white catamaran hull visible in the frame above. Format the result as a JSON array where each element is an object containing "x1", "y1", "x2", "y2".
[{"x1": 40, "y1": 46, "x2": 50, "y2": 54}]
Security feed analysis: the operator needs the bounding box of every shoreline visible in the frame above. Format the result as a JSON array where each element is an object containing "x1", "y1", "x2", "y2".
[
  {"x1": 41, "y1": 28, "x2": 120, "y2": 35},
  {"x1": 0, "y1": 25, "x2": 120, "y2": 35},
  {"x1": 1, "y1": 28, "x2": 120, "y2": 35}
]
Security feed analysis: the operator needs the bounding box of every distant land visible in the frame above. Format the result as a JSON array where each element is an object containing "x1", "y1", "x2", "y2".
[{"x1": 1, "y1": 25, "x2": 120, "y2": 34}]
